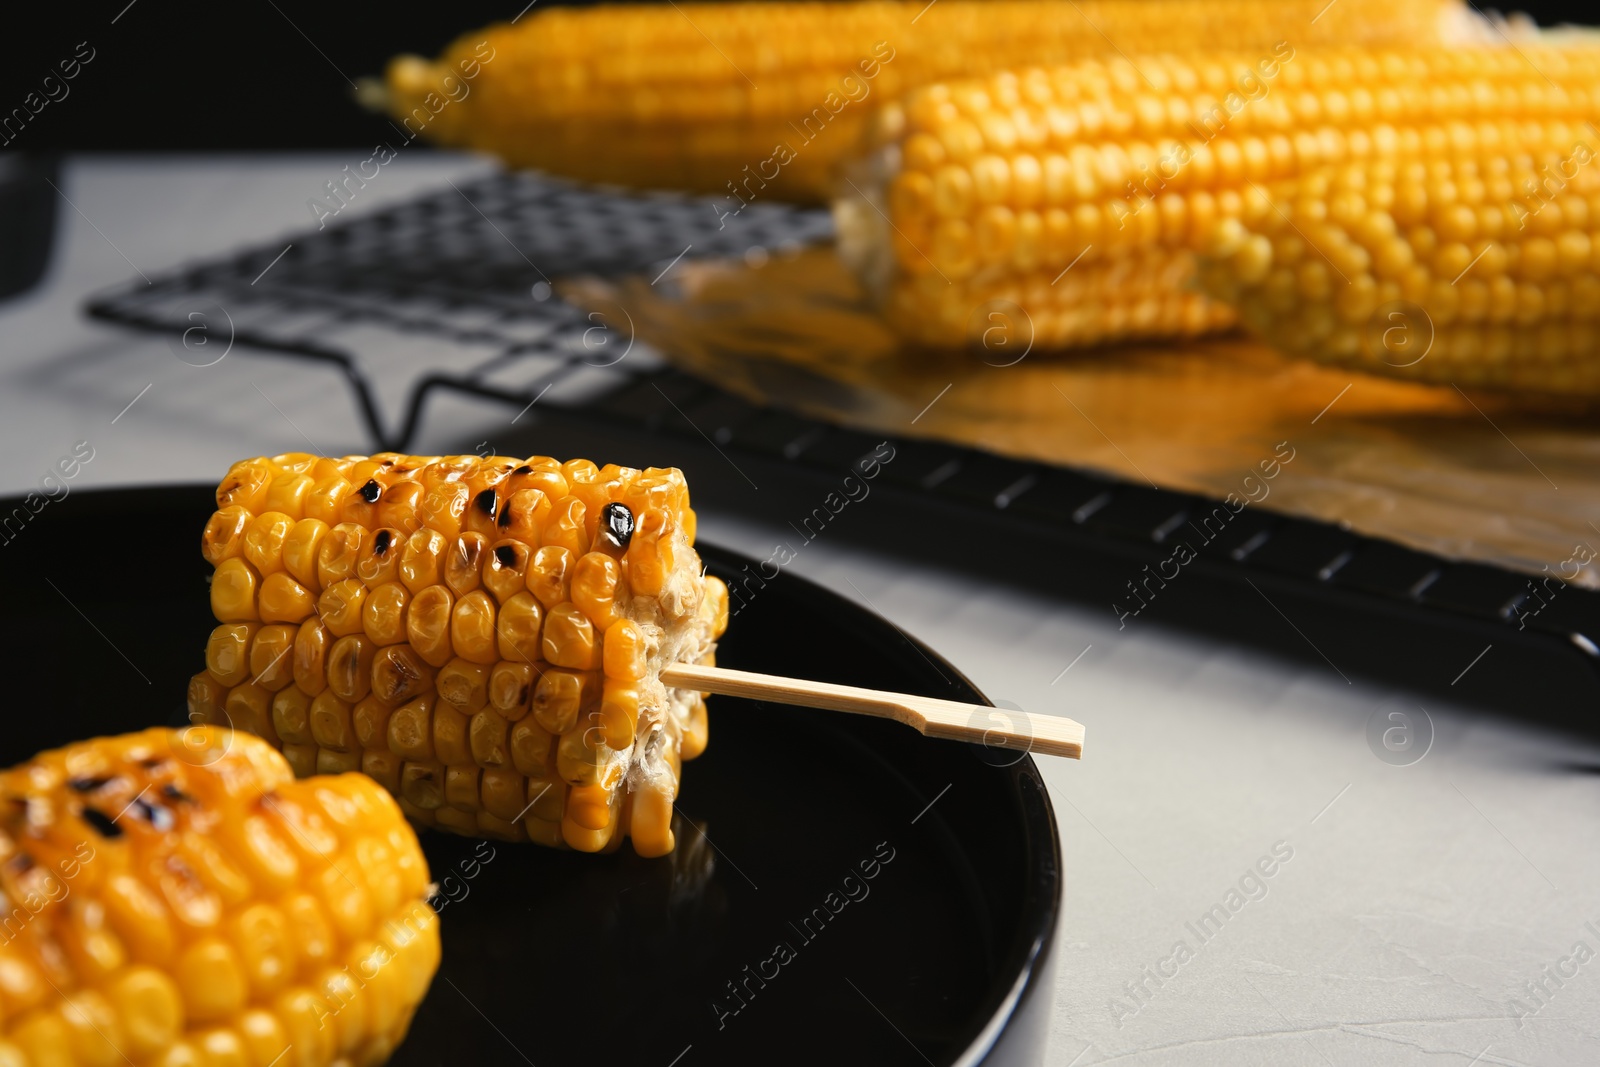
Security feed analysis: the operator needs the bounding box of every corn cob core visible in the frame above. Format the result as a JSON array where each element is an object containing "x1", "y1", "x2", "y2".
[
  {"x1": 383, "y1": 0, "x2": 1475, "y2": 201},
  {"x1": 190, "y1": 453, "x2": 729, "y2": 857},
  {"x1": 0, "y1": 727, "x2": 438, "y2": 1067},
  {"x1": 836, "y1": 44, "x2": 1600, "y2": 350},
  {"x1": 1195, "y1": 155, "x2": 1600, "y2": 394}
]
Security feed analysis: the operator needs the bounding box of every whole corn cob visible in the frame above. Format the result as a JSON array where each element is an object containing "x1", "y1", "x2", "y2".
[
  {"x1": 836, "y1": 44, "x2": 1600, "y2": 350},
  {"x1": 1195, "y1": 154, "x2": 1600, "y2": 394},
  {"x1": 0, "y1": 726, "x2": 438, "y2": 1066},
  {"x1": 190, "y1": 453, "x2": 728, "y2": 857},
  {"x1": 381, "y1": 0, "x2": 1478, "y2": 202}
]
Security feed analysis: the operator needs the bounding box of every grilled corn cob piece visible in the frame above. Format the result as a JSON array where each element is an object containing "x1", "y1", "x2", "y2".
[
  {"x1": 1195, "y1": 154, "x2": 1600, "y2": 394},
  {"x1": 837, "y1": 44, "x2": 1600, "y2": 350},
  {"x1": 381, "y1": 0, "x2": 1477, "y2": 202},
  {"x1": 0, "y1": 726, "x2": 438, "y2": 1066},
  {"x1": 192, "y1": 453, "x2": 728, "y2": 857}
]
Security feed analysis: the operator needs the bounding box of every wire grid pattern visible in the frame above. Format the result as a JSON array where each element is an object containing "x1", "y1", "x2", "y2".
[{"x1": 84, "y1": 169, "x2": 835, "y2": 450}]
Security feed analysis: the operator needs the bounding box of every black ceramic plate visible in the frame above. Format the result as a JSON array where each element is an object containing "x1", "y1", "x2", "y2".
[{"x1": 0, "y1": 485, "x2": 1060, "y2": 1067}]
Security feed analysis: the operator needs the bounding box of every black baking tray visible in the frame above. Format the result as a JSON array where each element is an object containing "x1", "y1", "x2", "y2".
[{"x1": 0, "y1": 484, "x2": 1062, "y2": 1066}]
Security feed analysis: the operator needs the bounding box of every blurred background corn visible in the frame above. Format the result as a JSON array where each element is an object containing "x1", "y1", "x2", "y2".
[
  {"x1": 835, "y1": 43, "x2": 1600, "y2": 350},
  {"x1": 377, "y1": 0, "x2": 1478, "y2": 202},
  {"x1": 190, "y1": 453, "x2": 728, "y2": 857},
  {"x1": 1195, "y1": 155, "x2": 1600, "y2": 394},
  {"x1": 0, "y1": 726, "x2": 438, "y2": 1067}
]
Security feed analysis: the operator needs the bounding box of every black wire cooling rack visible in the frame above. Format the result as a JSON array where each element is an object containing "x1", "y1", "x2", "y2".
[
  {"x1": 84, "y1": 168, "x2": 1600, "y2": 715},
  {"x1": 86, "y1": 169, "x2": 834, "y2": 450}
]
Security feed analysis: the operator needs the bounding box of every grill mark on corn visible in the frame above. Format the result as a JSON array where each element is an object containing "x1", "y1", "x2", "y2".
[
  {"x1": 374, "y1": 529, "x2": 393, "y2": 554},
  {"x1": 5, "y1": 854, "x2": 35, "y2": 874},
  {"x1": 497, "y1": 502, "x2": 514, "y2": 528},
  {"x1": 68, "y1": 776, "x2": 115, "y2": 793},
  {"x1": 132, "y1": 798, "x2": 175, "y2": 832},
  {"x1": 494, "y1": 544, "x2": 518, "y2": 567},
  {"x1": 474, "y1": 489, "x2": 497, "y2": 516},
  {"x1": 160, "y1": 783, "x2": 194, "y2": 804},
  {"x1": 358, "y1": 479, "x2": 382, "y2": 503},
  {"x1": 512, "y1": 464, "x2": 533, "y2": 476},
  {"x1": 80, "y1": 808, "x2": 122, "y2": 838}
]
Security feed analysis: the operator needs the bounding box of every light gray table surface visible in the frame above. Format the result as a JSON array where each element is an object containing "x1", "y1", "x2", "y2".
[{"x1": 3, "y1": 156, "x2": 1597, "y2": 1066}]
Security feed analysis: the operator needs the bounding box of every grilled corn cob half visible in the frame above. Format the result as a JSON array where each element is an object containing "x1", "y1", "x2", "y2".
[
  {"x1": 1195, "y1": 154, "x2": 1600, "y2": 394},
  {"x1": 380, "y1": 0, "x2": 1478, "y2": 202},
  {"x1": 191, "y1": 453, "x2": 728, "y2": 857},
  {"x1": 0, "y1": 726, "x2": 438, "y2": 1066},
  {"x1": 836, "y1": 44, "x2": 1600, "y2": 350}
]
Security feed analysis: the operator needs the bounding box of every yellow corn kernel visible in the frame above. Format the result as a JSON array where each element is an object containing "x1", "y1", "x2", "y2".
[
  {"x1": 242, "y1": 512, "x2": 294, "y2": 576},
  {"x1": 201, "y1": 506, "x2": 251, "y2": 565},
  {"x1": 525, "y1": 545, "x2": 572, "y2": 607},
  {"x1": 597, "y1": 680, "x2": 640, "y2": 749},
  {"x1": 248, "y1": 625, "x2": 297, "y2": 691},
  {"x1": 495, "y1": 592, "x2": 544, "y2": 664},
  {"x1": 436, "y1": 659, "x2": 490, "y2": 713},
  {"x1": 626, "y1": 508, "x2": 675, "y2": 597},
  {"x1": 210, "y1": 558, "x2": 261, "y2": 622},
  {"x1": 271, "y1": 686, "x2": 313, "y2": 746},
  {"x1": 315, "y1": 523, "x2": 369, "y2": 588},
  {"x1": 542, "y1": 603, "x2": 599, "y2": 670},
  {"x1": 258, "y1": 572, "x2": 315, "y2": 624},
  {"x1": 317, "y1": 578, "x2": 367, "y2": 637},
  {"x1": 264, "y1": 471, "x2": 314, "y2": 519},
  {"x1": 571, "y1": 551, "x2": 626, "y2": 630},
  {"x1": 280, "y1": 518, "x2": 329, "y2": 593},
  {"x1": 450, "y1": 590, "x2": 499, "y2": 664},
  {"x1": 602, "y1": 618, "x2": 648, "y2": 680},
  {"x1": 206, "y1": 623, "x2": 259, "y2": 688},
  {"x1": 292, "y1": 619, "x2": 330, "y2": 696},
  {"x1": 385, "y1": 689, "x2": 438, "y2": 763},
  {"x1": 362, "y1": 582, "x2": 410, "y2": 646},
  {"x1": 405, "y1": 585, "x2": 455, "y2": 667},
  {"x1": 544, "y1": 496, "x2": 590, "y2": 557},
  {"x1": 398, "y1": 528, "x2": 448, "y2": 593},
  {"x1": 531, "y1": 668, "x2": 597, "y2": 735}
]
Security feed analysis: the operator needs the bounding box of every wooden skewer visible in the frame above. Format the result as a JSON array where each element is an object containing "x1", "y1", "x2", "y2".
[{"x1": 659, "y1": 663, "x2": 1084, "y2": 759}]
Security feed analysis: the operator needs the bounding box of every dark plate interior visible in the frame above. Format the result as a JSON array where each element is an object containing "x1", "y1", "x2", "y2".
[{"x1": 0, "y1": 485, "x2": 1060, "y2": 1066}]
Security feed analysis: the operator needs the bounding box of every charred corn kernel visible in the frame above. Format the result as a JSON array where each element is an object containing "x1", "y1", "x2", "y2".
[
  {"x1": 839, "y1": 43, "x2": 1600, "y2": 350},
  {"x1": 0, "y1": 728, "x2": 437, "y2": 1065},
  {"x1": 200, "y1": 454, "x2": 721, "y2": 852},
  {"x1": 326, "y1": 635, "x2": 375, "y2": 703},
  {"x1": 487, "y1": 662, "x2": 535, "y2": 719},
  {"x1": 385, "y1": 0, "x2": 1469, "y2": 202},
  {"x1": 371, "y1": 646, "x2": 434, "y2": 706},
  {"x1": 1198, "y1": 154, "x2": 1600, "y2": 395},
  {"x1": 444, "y1": 534, "x2": 487, "y2": 598}
]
